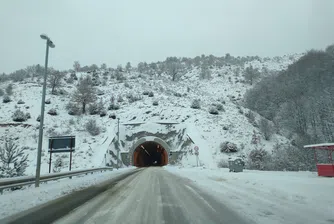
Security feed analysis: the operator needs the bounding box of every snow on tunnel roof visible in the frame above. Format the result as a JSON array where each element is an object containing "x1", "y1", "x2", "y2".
[{"x1": 304, "y1": 143, "x2": 334, "y2": 150}]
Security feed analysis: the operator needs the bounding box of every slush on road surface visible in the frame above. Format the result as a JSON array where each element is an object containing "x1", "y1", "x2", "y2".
[{"x1": 54, "y1": 167, "x2": 251, "y2": 224}]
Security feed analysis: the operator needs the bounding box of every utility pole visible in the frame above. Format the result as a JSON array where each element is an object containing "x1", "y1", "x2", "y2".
[{"x1": 117, "y1": 118, "x2": 120, "y2": 169}]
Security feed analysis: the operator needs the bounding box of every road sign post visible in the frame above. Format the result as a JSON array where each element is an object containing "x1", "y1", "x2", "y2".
[{"x1": 48, "y1": 136, "x2": 76, "y2": 173}]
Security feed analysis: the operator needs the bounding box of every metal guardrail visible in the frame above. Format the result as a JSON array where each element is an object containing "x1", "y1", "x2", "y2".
[{"x1": 0, "y1": 167, "x2": 113, "y2": 193}]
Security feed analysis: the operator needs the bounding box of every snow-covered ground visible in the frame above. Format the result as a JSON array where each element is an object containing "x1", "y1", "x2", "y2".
[
  {"x1": 0, "y1": 167, "x2": 135, "y2": 219},
  {"x1": 165, "y1": 166, "x2": 334, "y2": 224}
]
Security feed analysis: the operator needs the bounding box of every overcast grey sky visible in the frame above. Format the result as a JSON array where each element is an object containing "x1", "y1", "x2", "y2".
[{"x1": 0, "y1": 0, "x2": 334, "y2": 73}]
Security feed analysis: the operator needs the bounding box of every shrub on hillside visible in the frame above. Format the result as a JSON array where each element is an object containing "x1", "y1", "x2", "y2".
[
  {"x1": 216, "y1": 104, "x2": 224, "y2": 111},
  {"x1": 25, "y1": 113, "x2": 31, "y2": 119},
  {"x1": 247, "y1": 148, "x2": 271, "y2": 170},
  {"x1": 66, "y1": 103, "x2": 81, "y2": 116},
  {"x1": 217, "y1": 97, "x2": 226, "y2": 104},
  {"x1": 97, "y1": 89, "x2": 104, "y2": 96},
  {"x1": 45, "y1": 99, "x2": 51, "y2": 104},
  {"x1": 12, "y1": 109, "x2": 27, "y2": 122},
  {"x1": 88, "y1": 102, "x2": 99, "y2": 115},
  {"x1": 116, "y1": 72, "x2": 126, "y2": 81},
  {"x1": 209, "y1": 107, "x2": 219, "y2": 115},
  {"x1": 68, "y1": 119, "x2": 75, "y2": 125},
  {"x1": 117, "y1": 96, "x2": 124, "y2": 102},
  {"x1": 217, "y1": 159, "x2": 228, "y2": 168},
  {"x1": 85, "y1": 119, "x2": 100, "y2": 136},
  {"x1": 220, "y1": 141, "x2": 238, "y2": 153},
  {"x1": 191, "y1": 99, "x2": 201, "y2": 109},
  {"x1": 3, "y1": 95, "x2": 11, "y2": 103},
  {"x1": 124, "y1": 82, "x2": 131, "y2": 88},
  {"x1": 127, "y1": 94, "x2": 142, "y2": 103},
  {"x1": 47, "y1": 108, "x2": 58, "y2": 116},
  {"x1": 153, "y1": 101, "x2": 159, "y2": 106},
  {"x1": 148, "y1": 92, "x2": 154, "y2": 97},
  {"x1": 100, "y1": 110, "x2": 107, "y2": 117},
  {"x1": 36, "y1": 115, "x2": 41, "y2": 122},
  {"x1": 6, "y1": 84, "x2": 13, "y2": 95},
  {"x1": 67, "y1": 77, "x2": 74, "y2": 84},
  {"x1": 17, "y1": 99, "x2": 25, "y2": 104},
  {"x1": 53, "y1": 89, "x2": 67, "y2": 96},
  {"x1": 70, "y1": 73, "x2": 78, "y2": 80},
  {"x1": 108, "y1": 103, "x2": 120, "y2": 110}
]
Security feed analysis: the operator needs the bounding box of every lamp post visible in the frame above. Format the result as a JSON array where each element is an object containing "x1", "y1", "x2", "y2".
[{"x1": 35, "y1": 34, "x2": 55, "y2": 187}]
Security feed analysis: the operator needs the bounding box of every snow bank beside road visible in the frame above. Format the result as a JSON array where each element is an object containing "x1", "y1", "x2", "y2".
[
  {"x1": 165, "y1": 166, "x2": 334, "y2": 224},
  {"x1": 0, "y1": 167, "x2": 135, "y2": 219}
]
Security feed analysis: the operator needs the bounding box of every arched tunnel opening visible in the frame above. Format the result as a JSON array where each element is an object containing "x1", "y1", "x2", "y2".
[{"x1": 133, "y1": 141, "x2": 168, "y2": 167}]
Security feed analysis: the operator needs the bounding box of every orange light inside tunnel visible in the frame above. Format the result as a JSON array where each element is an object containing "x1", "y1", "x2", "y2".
[{"x1": 133, "y1": 141, "x2": 168, "y2": 167}]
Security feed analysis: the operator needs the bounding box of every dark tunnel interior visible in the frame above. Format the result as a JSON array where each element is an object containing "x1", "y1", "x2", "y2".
[{"x1": 133, "y1": 141, "x2": 168, "y2": 167}]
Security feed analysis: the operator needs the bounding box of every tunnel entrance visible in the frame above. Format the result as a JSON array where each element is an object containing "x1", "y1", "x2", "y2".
[{"x1": 133, "y1": 141, "x2": 168, "y2": 167}]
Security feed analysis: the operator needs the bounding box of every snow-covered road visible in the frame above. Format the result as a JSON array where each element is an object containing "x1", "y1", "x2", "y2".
[
  {"x1": 55, "y1": 167, "x2": 251, "y2": 224},
  {"x1": 2, "y1": 166, "x2": 333, "y2": 224},
  {"x1": 166, "y1": 166, "x2": 334, "y2": 224}
]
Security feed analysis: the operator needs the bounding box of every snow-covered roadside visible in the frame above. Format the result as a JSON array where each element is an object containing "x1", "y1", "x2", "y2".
[
  {"x1": 0, "y1": 167, "x2": 135, "y2": 219},
  {"x1": 165, "y1": 166, "x2": 334, "y2": 224}
]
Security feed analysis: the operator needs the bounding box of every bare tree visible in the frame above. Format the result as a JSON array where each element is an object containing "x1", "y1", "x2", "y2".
[
  {"x1": 193, "y1": 56, "x2": 201, "y2": 67},
  {"x1": 117, "y1": 64, "x2": 123, "y2": 72},
  {"x1": 73, "y1": 61, "x2": 81, "y2": 72},
  {"x1": 157, "y1": 63, "x2": 165, "y2": 76},
  {"x1": 90, "y1": 64, "x2": 99, "y2": 71},
  {"x1": 166, "y1": 57, "x2": 183, "y2": 81},
  {"x1": 125, "y1": 62, "x2": 132, "y2": 72},
  {"x1": 199, "y1": 65, "x2": 211, "y2": 79},
  {"x1": 0, "y1": 139, "x2": 28, "y2": 178},
  {"x1": 149, "y1": 62, "x2": 157, "y2": 70},
  {"x1": 10, "y1": 69, "x2": 27, "y2": 82},
  {"x1": 48, "y1": 70, "x2": 65, "y2": 94},
  {"x1": 26, "y1": 65, "x2": 40, "y2": 79},
  {"x1": 326, "y1": 44, "x2": 334, "y2": 57},
  {"x1": 72, "y1": 76, "x2": 96, "y2": 114},
  {"x1": 137, "y1": 62, "x2": 146, "y2": 73},
  {"x1": 244, "y1": 65, "x2": 260, "y2": 85},
  {"x1": 100, "y1": 63, "x2": 107, "y2": 70}
]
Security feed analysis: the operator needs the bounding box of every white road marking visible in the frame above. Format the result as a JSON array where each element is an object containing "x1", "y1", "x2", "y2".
[{"x1": 184, "y1": 185, "x2": 217, "y2": 213}]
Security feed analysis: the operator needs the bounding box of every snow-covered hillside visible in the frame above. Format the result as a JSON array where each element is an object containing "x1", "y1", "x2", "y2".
[{"x1": 0, "y1": 53, "x2": 302, "y2": 175}]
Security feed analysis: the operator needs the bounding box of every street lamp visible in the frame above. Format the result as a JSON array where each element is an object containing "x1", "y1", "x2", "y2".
[{"x1": 35, "y1": 34, "x2": 55, "y2": 187}]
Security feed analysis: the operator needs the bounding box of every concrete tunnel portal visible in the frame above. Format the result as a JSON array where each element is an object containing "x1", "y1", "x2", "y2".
[{"x1": 131, "y1": 137, "x2": 170, "y2": 167}]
